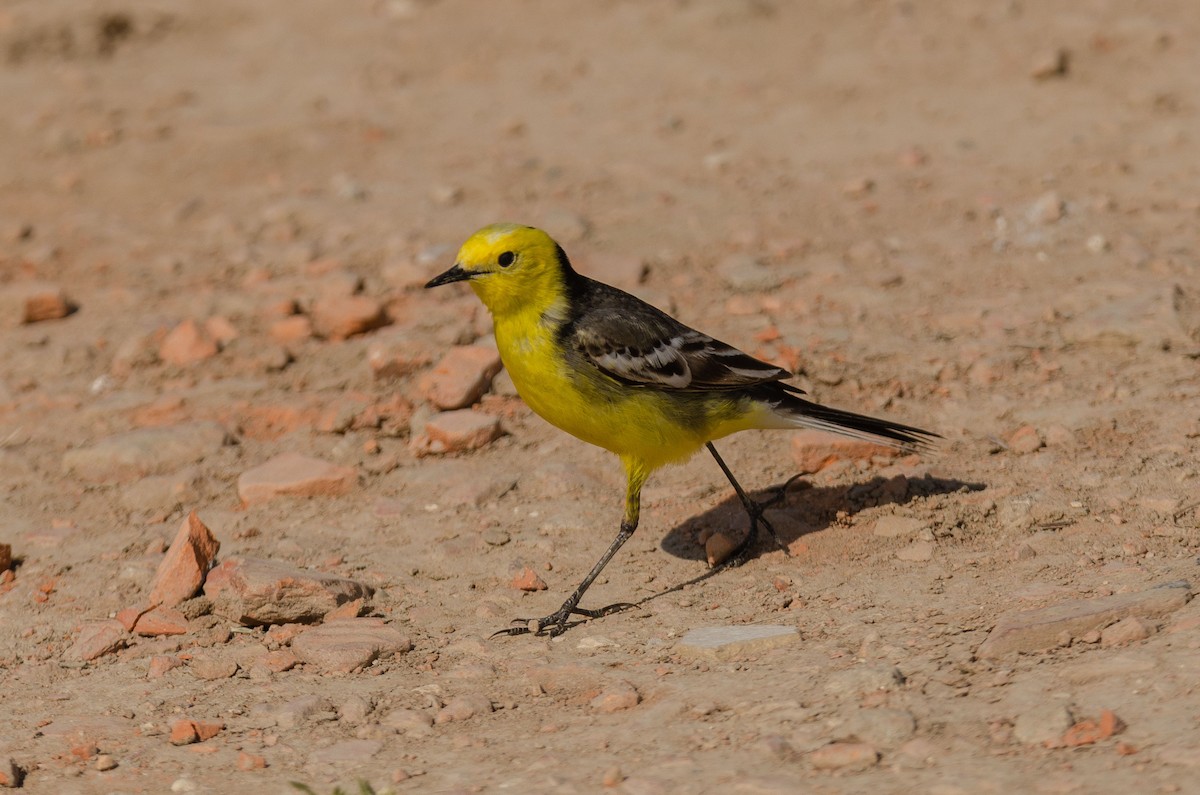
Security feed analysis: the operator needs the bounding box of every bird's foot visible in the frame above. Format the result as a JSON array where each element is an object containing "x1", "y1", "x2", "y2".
[
  {"x1": 491, "y1": 600, "x2": 636, "y2": 638},
  {"x1": 722, "y1": 473, "x2": 807, "y2": 568}
]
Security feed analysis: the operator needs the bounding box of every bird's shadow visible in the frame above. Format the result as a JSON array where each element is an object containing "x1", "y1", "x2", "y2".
[
  {"x1": 619, "y1": 473, "x2": 984, "y2": 609},
  {"x1": 660, "y1": 473, "x2": 985, "y2": 563}
]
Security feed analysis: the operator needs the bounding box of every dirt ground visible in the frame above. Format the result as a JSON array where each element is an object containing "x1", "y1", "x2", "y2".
[{"x1": 2, "y1": 0, "x2": 1200, "y2": 792}]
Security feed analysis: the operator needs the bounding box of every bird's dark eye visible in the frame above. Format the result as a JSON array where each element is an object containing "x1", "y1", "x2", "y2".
[{"x1": 498, "y1": 251, "x2": 515, "y2": 268}]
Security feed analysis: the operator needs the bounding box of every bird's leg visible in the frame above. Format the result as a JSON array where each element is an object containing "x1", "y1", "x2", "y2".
[
  {"x1": 494, "y1": 460, "x2": 648, "y2": 638},
  {"x1": 706, "y1": 442, "x2": 793, "y2": 565}
]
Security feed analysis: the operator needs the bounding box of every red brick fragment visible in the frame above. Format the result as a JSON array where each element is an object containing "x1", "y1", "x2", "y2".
[
  {"x1": 510, "y1": 567, "x2": 548, "y2": 592},
  {"x1": 0, "y1": 543, "x2": 11, "y2": 572},
  {"x1": 237, "y1": 751, "x2": 267, "y2": 770},
  {"x1": 417, "y1": 345, "x2": 503, "y2": 410},
  {"x1": 1061, "y1": 710, "x2": 1125, "y2": 747},
  {"x1": 159, "y1": 319, "x2": 219, "y2": 366},
  {"x1": 148, "y1": 511, "x2": 221, "y2": 608},
  {"x1": 415, "y1": 410, "x2": 501, "y2": 455},
  {"x1": 1, "y1": 280, "x2": 72, "y2": 325},
  {"x1": 311, "y1": 295, "x2": 389, "y2": 340},
  {"x1": 148, "y1": 655, "x2": 185, "y2": 678}
]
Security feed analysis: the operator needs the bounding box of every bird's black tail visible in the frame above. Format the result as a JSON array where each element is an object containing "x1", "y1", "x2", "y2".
[{"x1": 773, "y1": 390, "x2": 941, "y2": 451}]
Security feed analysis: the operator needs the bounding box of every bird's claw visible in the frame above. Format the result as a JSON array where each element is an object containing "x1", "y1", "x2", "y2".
[{"x1": 490, "y1": 601, "x2": 636, "y2": 639}]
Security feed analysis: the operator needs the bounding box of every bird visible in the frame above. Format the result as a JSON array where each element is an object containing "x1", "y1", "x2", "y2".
[{"x1": 426, "y1": 223, "x2": 939, "y2": 636}]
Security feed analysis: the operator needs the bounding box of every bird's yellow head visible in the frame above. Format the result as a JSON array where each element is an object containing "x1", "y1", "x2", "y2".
[{"x1": 425, "y1": 223, "x2": 571, "y2": 318}]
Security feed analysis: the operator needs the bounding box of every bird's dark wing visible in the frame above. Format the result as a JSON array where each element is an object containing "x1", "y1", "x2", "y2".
[{"x1": 564, "y1": 279, "x2": 793, "y2": 391}]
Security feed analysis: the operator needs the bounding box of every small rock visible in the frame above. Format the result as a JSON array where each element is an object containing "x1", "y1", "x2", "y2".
[
  {"x1": 809, "y1": 742, "x2": 880, "y2": 771},
  {"x1": 94, "y1": 755, "x2": 118, "y2": 772},
  {"x1": 382, "y1": 708, "x2": 434, "y2": 735},
  {"x1": 260, "y1": 649, "x2": 299, "y2": 673},
  {"x1": 417, "y1": 345, "x2": 503, "y2": 410},
  {"x1": 324, "y1": 597, "x2": 366, "y2": 621},
  {"x1": 590, "y1": 681, "x2": 640, "y2": 713},
  {"x1": 0, "y1": 543, "x2": 11, "y2": 572},
  {"x1": 122, "y1": 605, "x2": 190, "y2": 636},
  {"x1": 676, "y1": 625, "x2": 799, "y2": 660},
  {"x1": 601, "y1": 765, "x2": 624, "y2": 788},
  {"x1": 159, "y1": 319, "x2": 219, "y2": 366},
  {"x1": 269, "y1": 315, "x2": 313, "y2": 344},
  {"x1": 791, "y1": 430, "x2": 898, "y2": 475},
  {"x1": 311, "y1": 295, "x2": 389, "y2": 340},
  {"x1": 1008, "y1": 425, "x2": 1044, "y2": 454},
  {"x1": 1101, "y1": 616, "x2": 1155, "y2": 647},
  {"x1": 237, "y1": 453, "x2": 357, "y2": 506},
  {"x1": 704, "y1": 531, "x2": 739, "y2": 567},
  {"x1": 204, "y1": 556, "x2": 374, "y2": 626},
  {"x1": 510, "y1": 566, "x2": 548, "y2": 592},
  {"x1": 896, "y1": 540, "x2": 934, "y2": 562},
  {"x1": 871, "y1": 516, "x2": 927, "y2": 538},
  {"x1": 62, "y1": 422, "x2": 228, "y2": 483},
  {"x1": 434, "y1": 695, "x2": 494, "y2": 724},
  {"x1": 1062, "y1": 709, "x2": 1124, "y2": 747},
  {"x1": 0, "y1": 280, "x2": 72, "y2": 326},
  {"x1": 168, "y1": 720, "x2": 198, "y2": 746},
  {"x1": 824, "y1": 665, "x2": 905, "y2": 697},
  {"x1": 64, "y1": 620, "x2": 127, "y2": 662},
  {"x1": 236, "y1": 751, "x2": 267, "y2": 770},
  {"x1": 1013, "y1": 702, "x2": 1073, "y2": 745},
  {"x1": 190, "y1": 654, "x2": 238, "y2": 680},
  {"x1": 291, "y1": 617, "x2": 412, "y2": 673},
  {"x1": 338, "y1": 695, "x2": 373, "y2": 724},
  {"x1": 1030, "y1": 48, "x2": 1069, "y2": 80},
  {"x1": 148, "y1": 511, "x2": 221, "y2": 608},
  {"x1": 977, "y1": 581, "x2": 1190, "y2": 658},
  {"x1": 1027, "y1": 191, "x2": 1065, "y2": 225},
  {"x1": 148, "y1": 655, "x2": 185, "y2": 678},
  {"x1": 415, "y1": 410, "x2": 502, "y2": 454},
  {"x1": 366, "y1": 332, "x2": 432, "y2": 379}
]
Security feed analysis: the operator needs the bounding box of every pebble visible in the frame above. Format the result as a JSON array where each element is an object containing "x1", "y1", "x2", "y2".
[
  {"x1": 1027, "y1": 190, "x2": 1065, "y2": 224},
  {"x1": 675, "y1": 625, "x2": 798, "y2": 660},
  {"x1": 148, "y1": 655, "x2": 186, "y2": 678},
  {"x1": 601, "y1": 765, "x2": 624, "y2": 787},
  {"x1": 717, "y1": 254, "x2": 783, "y2": 292},
  {"x1": 1013, "y1": 702, "x2": 1073, "y2": 745},
  {"x1": 148, "y1": 511, "x2": 221, "y2": 607},
  {"x1": 1062, "y1": 709, "x2": 1124, "y2": 747},
  {"x1": 62, "y1": 421, "x2": 228, "y2": 483},
  {"x1": 205, "y1": 556, "x2": 374, "y2": 625},
  {"x1": 189, "y1": 654, "x2": 238, "y2": 680},
  {"x1": 1101, "y1": 616, "x2": 1155, "y2": 647},
  {"x1": 823, "y1": 664, "x2": 905, "y2": 697},
  {"x1": 118, "y1": 605, "x2": 190, "y2": 636},
  {"x1": 871, "y1": 516, "x2": 927, "y2": 538},
  {"x1": 1008, "y1": 425, "x2": 1044, "y2": 454},
  {"x1": 791, "y1": 430, "x2": 897, "y2": 475},
  {"x1": 0, "y1": 280, "x2": 72, "y2": 326},
  {"x1": 236, "y1": 751, "x2": 267, "y2": 770},
  {"x1": 416, "y1": 410, "x2": 502, "y2": 454},
  {"x1": 94, "y1": 754, "x2": 118, "y2": 771},
  {"x1": 63, "y1": 619, "x2": 127, "y2": 662},
  {"x1": 841, "y1": 708, "x2": 917, "y2": 748},
  {"x1": 159, "y1": 319, "x2": 219, "y2": 366},
  {"x1": 382, "y1": 708, "x2": 434, "y2": 735},
  {"x1": 311, "y1": 294, "x2": 389, "y2": 340},
  {"x1": 590, "y1": 681, "x2": 641, "y2": 713},
  {"x1": 309, "y1": 739, "x2": 382, "y2": 765},
  {"x1": 704, "y1": 531, "x2": 739, "y2": 566},
  {"x1": 809, "y1": 742, "x2": 880, "y2": 771},
  {"x1": 0, "y1": 543, "x2": 11, "y2": 572},
  {"x1": 434, "y1": 695, "x2": 494, "y2": 724},
  {"x1": 269, "y1": 315, "x2": 313, "y2": 344},
  {"x1": 896, "y1": 540, "x2": 934, "y2": 562},
  {"x1": 417, "y1": 345, "x2": 503, "y2": 410},
  {"x1": 260, "y1": 649, "x2": 299, "y2": 673},
  {"x1": 1030, "y1": 48, "x2": 1069, "y2": 79},
  {"x1": 291, "y1": 617, "x2": 412, "y2": 673},
  {"x1": 237, "y1": 452, "x2": 357, "y2": 506},
  {"x1": 510, "y1": 566, "x2": 548, "y2": 591},
  {"x1": 977, "y1": 581, "x2": 1190, "y2": 658}
]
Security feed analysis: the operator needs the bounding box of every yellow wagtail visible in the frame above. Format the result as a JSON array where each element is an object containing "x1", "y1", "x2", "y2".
[{"x1": 426, "y1": 223, "x2": 939, "y2": 636}]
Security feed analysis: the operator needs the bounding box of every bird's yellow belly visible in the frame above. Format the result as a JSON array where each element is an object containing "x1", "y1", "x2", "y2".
[{"x1": 496, "y1": 327, "x2": 713, "y2": 469}]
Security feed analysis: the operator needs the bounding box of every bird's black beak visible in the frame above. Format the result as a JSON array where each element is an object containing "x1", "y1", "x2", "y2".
[{"x1": 424, "y1": 263, "x2": 473, "y2": 289}]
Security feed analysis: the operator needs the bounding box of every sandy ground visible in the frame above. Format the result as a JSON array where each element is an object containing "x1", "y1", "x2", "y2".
[{"x1": 2, "y1": 0, "x2": 1200, "y2": 792}]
